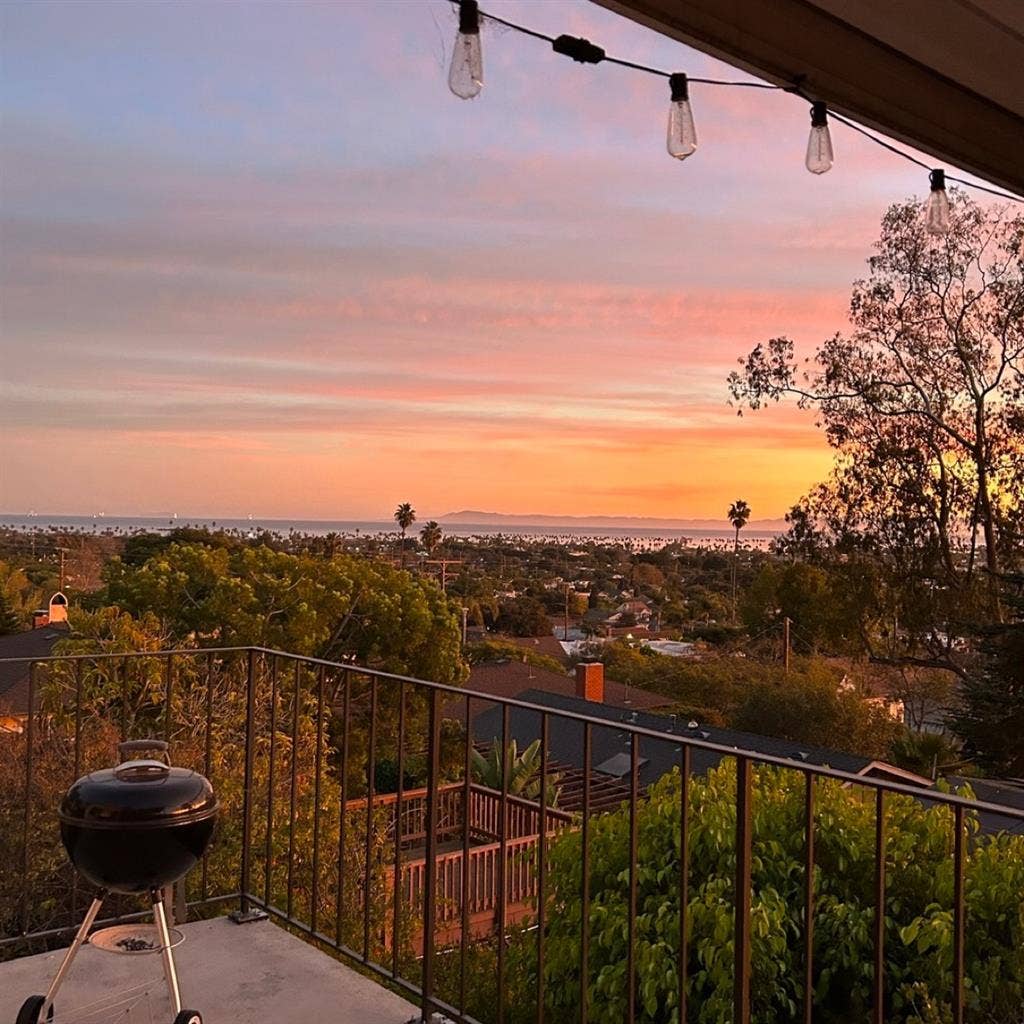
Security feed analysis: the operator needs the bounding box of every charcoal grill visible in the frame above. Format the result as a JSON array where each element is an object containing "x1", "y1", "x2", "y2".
[{"x1": 15, "y1": 740, "x2": 217, "y2": 1024}]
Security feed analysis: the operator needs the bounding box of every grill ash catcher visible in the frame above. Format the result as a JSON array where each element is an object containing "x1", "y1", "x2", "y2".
[{"x1": 16, "y1": 740, "x2": 218, "y2": 1024}]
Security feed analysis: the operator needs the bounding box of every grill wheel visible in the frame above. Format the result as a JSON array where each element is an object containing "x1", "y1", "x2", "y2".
[{"x1": 15, "y1": 995, "x2": 52, "y2": 1024}]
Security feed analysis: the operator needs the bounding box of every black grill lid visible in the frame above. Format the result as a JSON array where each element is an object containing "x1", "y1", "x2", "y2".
[{"x1": 59, "y1": 739, "x2": 217, "y2": 830}]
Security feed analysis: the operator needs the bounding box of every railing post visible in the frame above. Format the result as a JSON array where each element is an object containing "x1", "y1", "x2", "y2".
[
  {"x1": 873, "y1": 790, "x2": 886, "y2": 1024},
  {"x1": 230, "y1": 649, "x2": 266, "y2": 923},
  {"x1": 679, "y1": 744, "x2": 691, "y2": 1023},
  {"x1": 627, "y1": 735, "x2": 639, "y2": 1024},
  {"x1": 420, "y1": 687, "x2": 442, "y2": 1022},
  {"x1": 734, "y1": 756, "x2": 752, "y2": 1024},
  {"x1": 803, "y1": 774, "x2": 816, "y2": 1024},
  {"x1": 20, "y1": 662, "x2": 37, "y2": 936},
  {"x1": 952, "y1": 805, "x2": 965, "y2": 1024}
]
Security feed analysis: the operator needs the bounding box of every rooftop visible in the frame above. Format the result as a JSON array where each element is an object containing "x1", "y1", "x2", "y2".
[
  {"x1": 0, "y1": 916, "x2": 416, "y2": 1024},
  {"x1": 474, "y1": 688, "x2": 933, "y2": 790},
  {"x1": 0, "y1": 627, "x2": 67, "y2": 719},
  {"x1": 452, "y1": 658, "x2": 671, "y2": 722}
]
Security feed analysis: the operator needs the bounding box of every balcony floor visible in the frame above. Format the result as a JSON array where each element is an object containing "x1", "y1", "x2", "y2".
[{"x1": 0, "y1": 916, "x2": 418, "y2": 1023}]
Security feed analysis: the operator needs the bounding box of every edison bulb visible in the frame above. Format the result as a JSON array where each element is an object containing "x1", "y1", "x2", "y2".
[
  {"x1": 925, "y1": 170, "x2": 951, "y2": 236},
  {"x1": 449, "y1": 1, "x2": 483, "y2": 100},
  {"x1": 667, "y1": 73, "x2": 697, "y2": 159},
  {"x1": 805, "y1": 102, "x2": 833, "y2": 174}
]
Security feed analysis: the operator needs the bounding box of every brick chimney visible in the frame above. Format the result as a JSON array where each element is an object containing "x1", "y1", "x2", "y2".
[{"x1": 575, "y1": 662, "x2": 604, "y2": 703}]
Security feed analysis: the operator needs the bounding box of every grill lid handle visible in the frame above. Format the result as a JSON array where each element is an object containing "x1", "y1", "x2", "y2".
[
  {"x1": 118, "y1": 739, "x2": 171, "y2": 764},
  {"x1": 114, "y1": 758, "x2": 171, "y2": 781}
]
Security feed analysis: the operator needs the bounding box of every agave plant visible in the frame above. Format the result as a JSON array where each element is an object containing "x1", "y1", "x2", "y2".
[{"x1": 470, "y1": 738, "x2": 560, "y2": 807}]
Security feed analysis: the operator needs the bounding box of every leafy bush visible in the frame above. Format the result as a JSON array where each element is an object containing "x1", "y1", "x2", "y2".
[
  {"x1": 509, "y1": 763, "x2": 1024, "y2": 1023},
  {"x1": 466, "y1": 638, "x2": 566, "y2": 676}
]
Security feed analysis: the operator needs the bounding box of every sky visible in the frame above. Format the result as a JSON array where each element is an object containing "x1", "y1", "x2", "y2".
[{"x1": 0, "y1": 0, "x2": 946, "y2": 521}]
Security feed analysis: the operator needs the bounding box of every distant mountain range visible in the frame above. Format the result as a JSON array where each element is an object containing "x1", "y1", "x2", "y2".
[{"x1": 437, "y1": 510, "x2": 788, "y2": 531}]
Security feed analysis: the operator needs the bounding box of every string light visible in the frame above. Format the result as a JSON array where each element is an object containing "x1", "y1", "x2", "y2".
[
  {"x1": 449, "y1": 0, "x2": 483, "y2": 100},
  {"x1": 446, "y1": 2, "x2": 1023, "y2": 210},
  {"x1": 667, "y1": 73, "x2": 697, "y2": 160},
  {"x1": 925, "y1": 169, "x2": 951, "y2": 235},
  {"x1": 551, "y1": 34, "x2": 605, "y2": 64},
  {"x1": 805, "y1": 101, "x2": 833, "y2": 174}
]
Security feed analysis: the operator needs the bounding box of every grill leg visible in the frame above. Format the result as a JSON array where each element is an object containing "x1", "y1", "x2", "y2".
[
  {"x1": 40, "y1": 893, "x2": 105, "y2": 1020},
  {"x1": 152, "y1": 889, "x2": 183, "y2": 1016}
]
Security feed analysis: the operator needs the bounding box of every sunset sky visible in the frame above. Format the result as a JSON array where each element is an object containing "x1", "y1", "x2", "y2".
[{"x1": 1, "y1": 0, "x2": 949, "y2": 521}]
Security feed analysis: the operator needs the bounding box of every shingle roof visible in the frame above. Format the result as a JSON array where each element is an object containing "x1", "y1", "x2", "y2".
[
  {"x1": 472, "y1": 688, "x2": 875, "y2": 791},
  {"x1": 506, "y1": 634, "x2": 573, "y2": 666},
  {"x1": 946, "y1": 775, "x2": 1024, "y2": 836},
  {"x1": 448, "y1": 660, "x2": 671, "y2": 723},
  {"x1": 0, "y1": 627, "x2": 67, "y2": 714}
]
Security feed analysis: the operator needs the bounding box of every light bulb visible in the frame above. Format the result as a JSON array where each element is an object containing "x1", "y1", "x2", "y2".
[
  {"x1": 805, "y1": 102, "x2": 833, "y2": 174},
  {"x1": 667, "y1": 73, "x2": 697, "y2": 159},
  {"x1": 925, "y1": 169, "x2": 950, "y2": 236},
  {"x1": 449, "y1": 0, "x2": 483, "y2": 100},
  {"x1": 667, "y1": 73, "x2": 700, "y2": 159}
]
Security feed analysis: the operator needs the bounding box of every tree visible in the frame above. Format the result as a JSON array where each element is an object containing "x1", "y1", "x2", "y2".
[
  {"x1": 730, "y1": 674, "x2": 899, "y2": 761},
  {"x1": 394, "y1": 503, "x2": 416, "y2": 568},
  {"x1": 495, "y1": 596, "x2": 552, "y2": 638},
  {"x1": 102, "y1": 542, "x2": 466, "y2": 685},
  {"x1": 889, "y1": 729, "x2": 964, "y2": 779},
  {"x1": 741, "y1": 561, "x2": 865, "y2": 655},
  {"x1": 0, "y1": 559, "x2": 38, "y2": 627},
  {"x1": 951, "y1": 573, "x2": 1024, "y2": 776},
  {"x1": 7, "y1": 646, "x2": 401, "y2": 966},
  {"x1": 509, "y1": 763, "x2": 1024, "y2": 1024},
  {"x1": 0, "y1": 590, "x2": 21, "y2": 634},
  {"x1": 730, "y1": 194, "x2": 1024, "y2": 667},
  {"x1": 470, "y1": 738, "x2": 560, "y2": 805},
  {"x1": 420, "y1": 521, "x2": 443, "y2": 556},
  {"x1": 727, "y1": 499, "x2": 751, "y2": 622},
  {"x1": 466, "y1": 639, "x2": 565, "y2": 676}
]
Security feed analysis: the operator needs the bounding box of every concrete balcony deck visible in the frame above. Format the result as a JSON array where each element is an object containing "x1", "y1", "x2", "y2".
[{"x1": 0, "y1": 916, "x2": 418, "y2": 1024}]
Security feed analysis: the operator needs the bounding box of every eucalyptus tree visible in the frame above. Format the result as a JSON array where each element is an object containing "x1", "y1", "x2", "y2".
[{"x1": 730, "y1": 192, "x2": 1023, "y2": 667}]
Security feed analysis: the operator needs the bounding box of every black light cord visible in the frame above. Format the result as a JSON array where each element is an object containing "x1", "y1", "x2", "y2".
[
  {"x1": 477, "y1": 7, "x2": 553, "y2": 45},
  {"x1": 477, "y1": 6, "x2": 784, "y2": 89},
  {"x1": 827, "y1": 107, "x2": 1021, "y2": 202},
  {"x1": 459, "y1": 1, "x2": 1023, "y2": 204}
]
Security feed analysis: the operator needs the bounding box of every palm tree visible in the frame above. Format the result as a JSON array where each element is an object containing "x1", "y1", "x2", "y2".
[
  {"x1": 420, "y1": 520, "x2": 442, "y2": 556},
  {"x1": 727, "y1": 499, "x2": 751, "y2": 623},
  {"x1": 471, "y1": 738, "x2": 560, "y2": 806},
  {"x1": 394, "y1": 502, "x2": 416, "y2": 567}
]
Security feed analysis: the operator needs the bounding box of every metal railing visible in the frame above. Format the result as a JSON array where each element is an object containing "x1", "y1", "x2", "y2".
[{"x1": 1, "y1": 646, "x2": 1022, "y2": 1024}]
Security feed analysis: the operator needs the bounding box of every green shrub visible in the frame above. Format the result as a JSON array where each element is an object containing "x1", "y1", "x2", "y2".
[{"x1": 508, "y1": 764, "x2": 1024, "y2": 1023}]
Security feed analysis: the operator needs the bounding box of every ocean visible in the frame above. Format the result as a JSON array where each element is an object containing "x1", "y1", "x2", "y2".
[{"x1": 0, "y1": 514, "x2": 781, "y2": 549}]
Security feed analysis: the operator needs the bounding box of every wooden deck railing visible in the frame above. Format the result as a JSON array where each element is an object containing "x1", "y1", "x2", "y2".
[
  {"x1": 345, "y1": 782, "x2": 574, "y2": 847},
  {"x1": 399, "y1": 824, "x2": 573, "y2": 926}
]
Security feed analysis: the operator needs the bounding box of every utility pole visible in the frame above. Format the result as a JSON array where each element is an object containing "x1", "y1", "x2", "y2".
[
  {"x1": 564, "y1": 583, "x2": 570, "y2": 641},
  {"x1": 425, "y1": 558, "x2": 462, "y2": 593},
  {"x1": 58, "y1": 548, "x2": 67, "y2": 591},
  {"x1": 461, "y1": 606, "x2": 468, "y2": 647},
  {"x1": 782, "y1": 616, "x2": 791, "y2": 675}
]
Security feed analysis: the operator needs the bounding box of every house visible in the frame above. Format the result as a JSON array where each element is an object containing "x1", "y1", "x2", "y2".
[
  {"x1": 30, "y1": 591, "x2": 69, "y2": 630},
  {"x1": 609, "y1": 598, "x2": 654, "y2": 627},
  {"x1": 449, "y1": 659, "x2": 672, "y2": 724},
  {"x1": 581, "y1": 599, "x2": 661, "y2": 637},
  {"x1": 506, "y1": 634, "x2": 572, "y2": 667},
  {"x1": 472, "y1": 688, "x2": 934, "y2": 795},
  {"x1": 0, "y1": 624, "x2": 68, "y2": 732},
  {"x1": 945, "y1": 776, "x2": 1024, "y2": 836}
]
